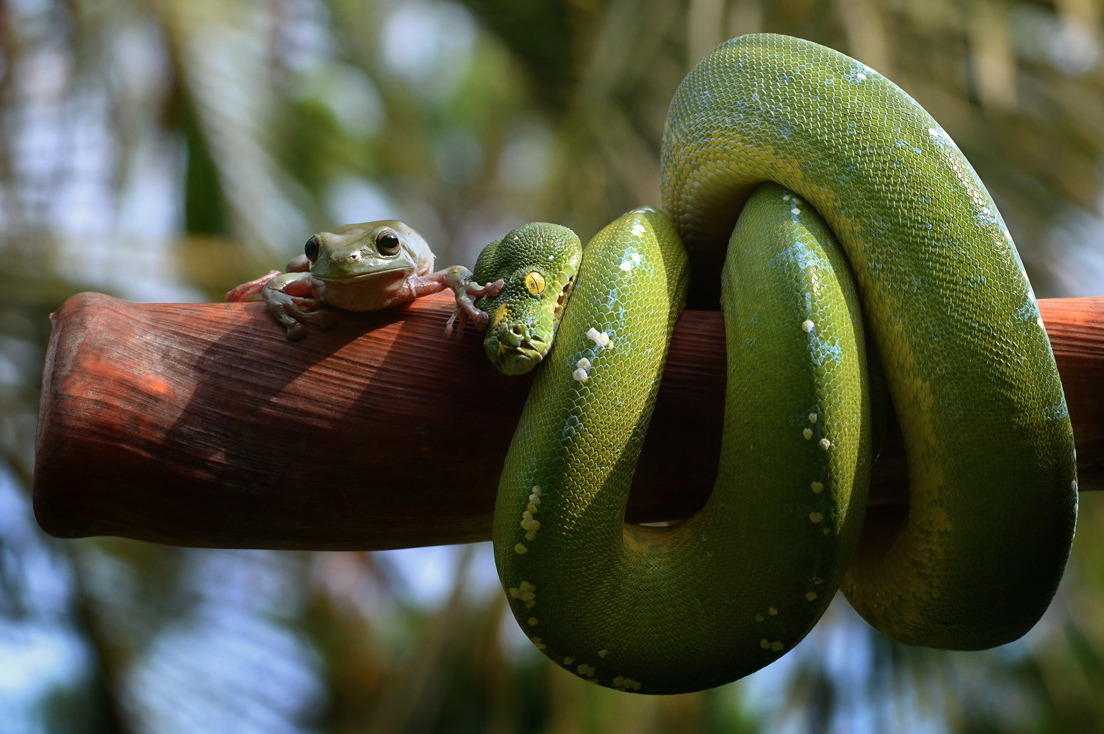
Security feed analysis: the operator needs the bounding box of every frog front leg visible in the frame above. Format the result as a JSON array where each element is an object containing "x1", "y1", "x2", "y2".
[
  {"x1": 224, "y1": 270, "x2": 281, "y2": 302},
  {"x1": 262, "y1": 271, "x2": 336, "y2": 341},
  {"x1": 224, "y1": 254, "x2": 311, "y2": 303}
]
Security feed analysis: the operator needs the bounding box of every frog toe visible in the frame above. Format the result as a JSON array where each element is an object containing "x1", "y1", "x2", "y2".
[{"x1": 285, "y1": 322, "x2": 307, "y2": 341}]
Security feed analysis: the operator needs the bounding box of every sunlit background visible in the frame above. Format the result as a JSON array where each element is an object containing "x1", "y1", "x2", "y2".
[{"x1": 3, "y1": 0, "x2": 1104, "y2": 731}]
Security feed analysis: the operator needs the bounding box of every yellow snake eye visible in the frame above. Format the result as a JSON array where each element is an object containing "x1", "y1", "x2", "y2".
[{"x1": 525, "y1": 271, "x2": 546, "y2": 296}]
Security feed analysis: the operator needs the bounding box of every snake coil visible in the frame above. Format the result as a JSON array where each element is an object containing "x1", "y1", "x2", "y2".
[{"x1": 475, "y1": 34, "x2": 1077, "y2": 694}]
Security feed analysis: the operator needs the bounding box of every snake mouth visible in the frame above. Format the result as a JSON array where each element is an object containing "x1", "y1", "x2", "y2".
[
  {"x1": 553, "y1": 275, "x2": 574, "y2": 321},
  {"x1": 491, "y1": 333, "x2": 551, "y2": 376}
]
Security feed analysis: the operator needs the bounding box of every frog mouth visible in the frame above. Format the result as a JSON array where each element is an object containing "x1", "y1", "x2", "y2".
[{"x1": 319, "y1": 264, "x2": 410, "y2": 283}]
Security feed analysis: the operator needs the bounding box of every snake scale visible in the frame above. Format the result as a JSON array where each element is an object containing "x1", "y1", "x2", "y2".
[{"x1": 472, "y1": 34, "x2": 1078, "y2": 694}]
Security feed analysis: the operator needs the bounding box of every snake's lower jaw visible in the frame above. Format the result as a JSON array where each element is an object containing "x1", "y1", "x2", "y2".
[
  {"x1": 484, "y1": 334, "x2": 548, "y2": 376},
  {"x1": 500, "y1": 352, "x2": 544, "y2": 375}
]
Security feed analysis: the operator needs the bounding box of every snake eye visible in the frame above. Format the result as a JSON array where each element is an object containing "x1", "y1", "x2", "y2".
[
  {"x1": 304, "y1": 235, "x2": 321, "y2": 262},
  {"x1": 525, "y1": 271, "x2": 546, "y2": 296},
  {"x1": 376, "y1": 229, "x2": 401, "y2": 255}
]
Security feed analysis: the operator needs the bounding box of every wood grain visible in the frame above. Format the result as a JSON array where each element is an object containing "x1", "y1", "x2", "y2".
[{"x1": 33, "y1": 292, "x2": 1103, "y2": 550}]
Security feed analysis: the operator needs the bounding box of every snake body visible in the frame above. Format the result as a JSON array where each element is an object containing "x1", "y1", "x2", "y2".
[{"x1": 478, "y1": 34, "x2": 1078, "y2": 694}]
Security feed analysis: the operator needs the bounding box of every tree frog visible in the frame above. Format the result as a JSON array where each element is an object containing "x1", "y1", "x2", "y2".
[{"x1": 226, "y1": 220, "x2": 503, "y2": 340}]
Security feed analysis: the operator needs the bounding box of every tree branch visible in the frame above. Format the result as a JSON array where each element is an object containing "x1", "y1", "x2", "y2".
[{"x1": 33, "y1": 293, "x2": 1103, "y2": 550}]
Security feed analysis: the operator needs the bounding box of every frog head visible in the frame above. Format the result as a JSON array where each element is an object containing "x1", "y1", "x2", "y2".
[{"x1": 305, "y1": 220, "x2": 435, "y2": 311}]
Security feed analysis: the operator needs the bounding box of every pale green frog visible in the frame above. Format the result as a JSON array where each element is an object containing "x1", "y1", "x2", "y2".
[{"x1": 226, "y1": 220, "x2": 503, "y2": 340}]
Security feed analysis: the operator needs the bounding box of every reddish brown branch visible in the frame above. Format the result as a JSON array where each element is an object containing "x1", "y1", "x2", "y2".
[{"x1": 33, "y1": 293, "x2": 1103, "y2": 550}]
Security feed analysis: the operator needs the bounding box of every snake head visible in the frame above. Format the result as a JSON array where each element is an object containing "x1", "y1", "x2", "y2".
[{"x1": 473, "y1": 223, "x2": 582, "y2": 376}]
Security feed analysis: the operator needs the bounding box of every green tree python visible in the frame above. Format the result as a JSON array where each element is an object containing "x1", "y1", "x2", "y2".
[
  {"x1": 476, "y1": 34, "x2": 1077, "y2": 694},
  {"x1": 228, "y1": 34, "x2": 1078, "y2": 695}
]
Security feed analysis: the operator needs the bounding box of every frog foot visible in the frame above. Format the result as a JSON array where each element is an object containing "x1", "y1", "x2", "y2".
[
  {"x1": 261, "y1": 273, "x2": 337, "y2": 340},
  {"x1": 266, "y1": 293, "x2": 337, "y2": 341},
  {"x1": 443, "y1": 266, "x2": 504, "y2": 338}
]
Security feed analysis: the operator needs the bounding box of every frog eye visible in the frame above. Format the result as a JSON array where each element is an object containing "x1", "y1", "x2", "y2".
[
  {"x1": 304, "y1": 235, "x2": 321, "y2": 262},
  {"x1": 376, "y1": 229, "x2": 401, "y2": 255}
]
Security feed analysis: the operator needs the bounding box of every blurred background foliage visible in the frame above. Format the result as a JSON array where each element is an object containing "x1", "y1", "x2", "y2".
[{"x1": 2, "y1": 0, "x2": 1104, "y2": 731}]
